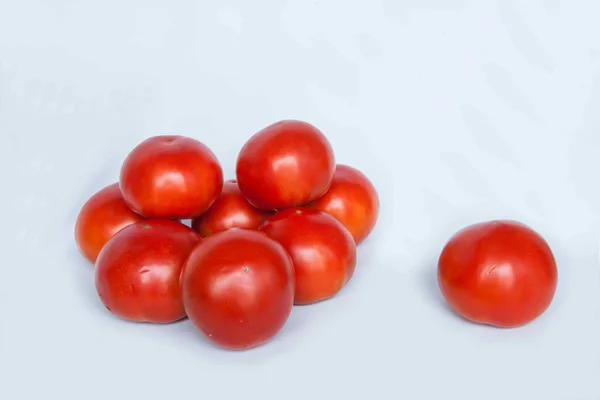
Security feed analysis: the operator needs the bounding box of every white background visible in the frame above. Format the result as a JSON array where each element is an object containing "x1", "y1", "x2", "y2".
[{"x1": 1, "y1": 1, "x2": 599, "y2": 399}]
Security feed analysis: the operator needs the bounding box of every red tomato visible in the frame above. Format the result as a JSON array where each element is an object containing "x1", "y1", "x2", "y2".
[
  {"x1": 437, "y1": 220, "x2": 558, "y2": 328},
  {"x1": 260, "y1": 207, "x2": 356, "y2": 305},
  {"x1": 191, "y1": 179, "x2": 272, "y2": 237},
  {"x1": 95, "y1": 219, "x2": 202, "y2": 323},
  {"x1": 74, "y1": 183, "x2": 145, "y2": 263},
  {"x1": 182, "y1": 228, "x2": 295, "y2": 350},
  {"x1": 119, "y1": 135, "x2": 223, "y2": 219},
  {"x1": 307, "y1": 164, "x2": 379, "y2": 245},
  {"x1": 235, "y1": 120, "x2": 336, "y2": 210}
]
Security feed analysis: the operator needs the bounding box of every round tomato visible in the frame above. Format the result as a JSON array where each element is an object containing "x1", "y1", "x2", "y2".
[
  {"x1": 182, "y1": 228, "x2": 295, "y2": 350},
  {"x1": 119, "y1": 135, "x2": 223, "y2": 219},
  {"x1": 437, "y1": 220, "x2": 558, "y2": 328},
  {"x1": 235, "y1": 119, "x2": 335, "y2": 210},
  {"x1": 191, "y1": 179, "x2": 272, "y2": 237},
  {"x1": 260, "y1": 207, "x2": 356, "y2": 305},
  {"x1": 95, "y1": 219, "x2": 202, "y2": 323},
  {"x1": 307, "y1": 164, "x2": 379, "y2": 245},
  {"x1": 75, "y1": 182, "x2": 145, "y2": 263}
]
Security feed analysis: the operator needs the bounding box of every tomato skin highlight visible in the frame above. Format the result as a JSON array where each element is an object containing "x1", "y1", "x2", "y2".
[
  {"x1": 75, "y1": 182, "x2": 145, "y2": 264},
  {"x1": 235, "y1": 120, "x2": 336, "y2": 211},
  {"x1": 182, "y1": 228, "x2": 295, "y2": 350},
  {"x1": 307, "y1": 164, "x2": 379, "y2": 245},
  {"x1": 119, "y1": 135, "x2": 223, "y2": 219},
  {"x1": 191, "y1": 179, "x2": 272, "y2": 237},
  {"x1": 437, "y1": 220, "x2": 558, "y2": 328},
  {"x1": 260, "y1": 207, "x2": 357, "y2": 305},
  {"x1": 95, "y1": 219, "x2": 202, "y2": 324}
]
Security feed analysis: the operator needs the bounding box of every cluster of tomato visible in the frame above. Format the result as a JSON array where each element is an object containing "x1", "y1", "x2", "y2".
[{"x1": 75, "y1": 119, "x2": 380, "y2": 350}]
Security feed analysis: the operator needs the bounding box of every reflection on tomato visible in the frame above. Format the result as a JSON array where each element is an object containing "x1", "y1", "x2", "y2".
[
  {"x1": 120, "y1": 135, "x2": 223, "y2": 219},
  {"x1": 236, "y1": 120, "x2": 335, "y2": 210},
  {"x1": 437, "y1": 220, "x2": 558, "y2": 328},
  {"x1": 75, "y1": 183, "x2": 145, "y2": 263},
  {"x1": 307, "y1": 164, "x2": 379, "y2": 245},
  {"x1": 191, "y1": 179, "x2": 272, "y2": 237},
  {"x1": 182, "y1": 228, "x2": 295, "y2": 350},
  {"x1": 95, "y1": 219, "x2": 202, "y2": 323},
  {"x1": 260, "y1": 207, "x2": 356, "y2": 305}
]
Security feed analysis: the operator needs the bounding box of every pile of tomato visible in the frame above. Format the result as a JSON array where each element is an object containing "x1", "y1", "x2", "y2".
[
  {"x1": 75, "y1": 119, "x2": 558, "y2": 351},
  {"x1": 75, "y1": 120, "x2": 379, "y2": 349}
]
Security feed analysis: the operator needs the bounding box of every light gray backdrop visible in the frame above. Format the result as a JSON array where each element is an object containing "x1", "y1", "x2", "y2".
[{"x1": 1, "y1": 1, "x2": 599, "y2": 399}]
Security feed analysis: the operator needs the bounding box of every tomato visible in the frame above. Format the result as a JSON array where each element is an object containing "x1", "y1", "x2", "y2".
[
  {"x1": 191, "y1": 179, "x2": 272, "y2": 237},
  {"x1": 235, "y1": 120, "x2": 336, "y2": 210},
  {"x1": 119, "y1": 135, "x2": 223, "y2": 219},
  {"x1": 95, "y1": 219, "x2": 202, "y2": 323},
  {"x1": 437, "y1": 220, "x2": 558, "y2": 328},
  {"x1": 260, "y1": 207, "x2": 356, "y2": 305},
  {"x1": 182, "y1": 228, "x2": 295, "y2": 350},
  {"x1": 74, "y1": 182, "x2": 145, "y2": 263},
  {"x1": 307, "y1": 164, "x2": 379, "y2": 245}
]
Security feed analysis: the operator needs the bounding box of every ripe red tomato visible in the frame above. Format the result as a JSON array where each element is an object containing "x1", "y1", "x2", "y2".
[
  {"x1": 307, "y1": 164, "x2": 379, "y2": 245},
  {"x1": 191, "y1": 179, "x2": 272, "y2": 237},
  {"x1": 95, "y1": 219, "x2": 202, "y2": 323},
  {"x1": 74, "y1": 182, "x2": 145, "y2": 263},
  {"x1": 437, "y1": 220, "x2": 558, "y2": 328},
  {"x1": 235, "y1": 120, "x2": 336, "y2": 210},
  {"x1": 119, "y1": 135, "x2": 223, "y2": 219},
  {"x1": 260, "y1": 207, "x2": 356, "y2": 305},
  {"x1": 182, "y1": 228, "x2": 295, "y2": 350}
]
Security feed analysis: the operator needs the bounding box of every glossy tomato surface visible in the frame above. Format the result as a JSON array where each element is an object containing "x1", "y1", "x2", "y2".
[
  {"x1": 235, "y1": 120, "x2": 336, "y2": 210},
  {"x1": 95, "y1": 219, "x2": 202, "y2": 323},
  {"x1": 260, "y1": 207, "x2": 356, "y2": 305},
  {"x1": 437, "y1": 220, "x2": 558, "y2": 328},
  {"x1": 75, "y1": 182, "x2": 145, "y2": 263},
  {"x1": 182, "y1": 228, "x2": 295, "y2": 350},
  {"x1": 119, "y1": 135, "x2": 223, "y2": 219},
  {"x1": 191, "y1": 179, "x2": 272, "y2": 237},
  {"x1": 307, "y1": 164, "x2": 379, "y2": 245}
]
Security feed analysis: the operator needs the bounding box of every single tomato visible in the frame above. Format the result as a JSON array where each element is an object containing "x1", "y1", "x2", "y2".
[
  {"x1": 437, "y1": 220, "x2": 558, "y2": 328},
  {"x1": 191, "y1": 179, "x2": 272, "y2": 237},
  {"x1": 235, "y1": 119, "x2": 335, "y2": 210},
  {"x1": 260, "y1": 207, "x2": 356, "y2": 305},
  {"x1": 307, "y1": 164, "x2": 379, "y2": 245},
  {"x1": 182, "y1": 228, "x2": 295, "y2": 350},
  {"x1": 74, "y1": 182, "x2": 145, "y2": 263},
  {"x1": 119, "y1": 135, "x2": 223, "y2": 219},
  {"x1": 95, "y1": 219, "x2": 202, "y2": 323}
]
